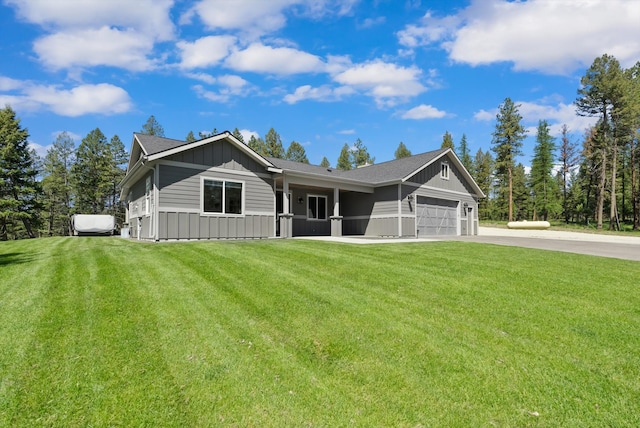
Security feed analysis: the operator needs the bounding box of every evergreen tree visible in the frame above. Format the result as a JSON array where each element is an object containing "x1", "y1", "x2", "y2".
[
  {"x1": 441, "y1": 131, "x2": 455, "y2": 150},
  {"x1": 558, "y1": 124, "x2": 580, "y2": 223},
  {"x1": 71, "y1": 128, "x2": 112, "y2": 214},
  {"x1": 512, "y1": 163, "x2": 530, "y2": 221},
  {"x1": 141, "y1": 115, "x2": 165, "y2": 136},
  {"x1": 319, "y1": 157, "x2": 331, "y2": 168},
  {"x1": 42, "y1": 132, "x2": 75, "y2": 236},
  {"x1": 265, "y1": 128, "x2": 285, "y2": 158},
  {"x1": 394, "y1": 141, "x2": 412, "y2": 159},
  {"x1": 473, "y1": 148, "x2": 494, "y2": 220},
  {"x1": 575, "y1": 54, "x2": 624, "y2": 229},
  {"x1": 0, "y1": 106, "x2": 41, "y2": 239},
  {"x1": 185, "y1": 130, "x2": 196, "y2": 142},
  {"x1": 248, "y1": 135, "x2": 268, "y2": 157},
  {"x1": 491, "y1": 97, "x2": 527, "y2": 221},
  {"x1": 285, "y1": 141, "x2": 309, "y2": 163},
  {"x1": 457, "y1": 134, "x2": 473, "y2": 173},
  {"x1": 351, "y1": 138, "x2": 374, "y2": 168},
  {"x1": 232, "y1": 128, "x2": 244, "y2": 143},
  {"x1": 530, "y1": 120, "x2": 560, "y2": 220},
  {"x1": 106, "y1": 135, "x2": 128, "y2": 225},
  {"x1": 337, "y1": 144, "x2": 352, "y2": 170}
]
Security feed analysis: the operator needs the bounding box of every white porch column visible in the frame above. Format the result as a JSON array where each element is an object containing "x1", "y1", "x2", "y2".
[
  {"x1": 397, "y1": 183, "x2": 403, "y2": 237},
  {"x1": 330, "y1": 187, "x2": 343, "y2": 237},
  {"x1": 280, "y1": 174, "x2": 293, "y2": 238}
]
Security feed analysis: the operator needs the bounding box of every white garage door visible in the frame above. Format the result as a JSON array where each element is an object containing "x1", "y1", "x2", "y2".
[{"x1": 416, "y1": 196, "x2": 458, "y2": 236}]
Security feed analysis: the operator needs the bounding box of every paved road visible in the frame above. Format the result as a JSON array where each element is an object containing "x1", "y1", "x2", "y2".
[{"x1": 449, "y1": 227, "x2": 640, "y2": 262}]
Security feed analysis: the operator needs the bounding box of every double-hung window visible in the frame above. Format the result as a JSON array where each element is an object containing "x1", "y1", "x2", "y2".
[
  {"x1": 440, "y1": 162, "x2": 450, "y2": 180},
  {"x1": 202, "y1": 178, "x2": 243, "y2": 215},
  {"x1": 307, "y1": 195, "x2": 327, "y2": 220}
]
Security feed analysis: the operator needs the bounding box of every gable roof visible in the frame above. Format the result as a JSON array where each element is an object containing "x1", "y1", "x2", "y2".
[{"x1": 122, "y1": 132, "x2": 484, "y2": 198}]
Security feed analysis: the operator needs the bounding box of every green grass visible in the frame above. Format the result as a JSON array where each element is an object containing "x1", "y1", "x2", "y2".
[{"x1": 1, "y1": 237, "x2": 639, "y2": 427}]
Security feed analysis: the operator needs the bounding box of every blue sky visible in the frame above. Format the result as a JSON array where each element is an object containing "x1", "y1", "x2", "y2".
[{"x1": 1, "y1": 0, "x2": 639, "y2": 168}]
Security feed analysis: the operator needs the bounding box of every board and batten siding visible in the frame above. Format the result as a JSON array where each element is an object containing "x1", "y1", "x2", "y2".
[
  {"x1": 341, "y1": 185, "x2": 407, "y2": 237},
  {"x1": 407, "y1": 158, "x2": 475, "y2": 195},
  {"x1": 164, "y1": 141, "x2": 264, "y2": 173}
]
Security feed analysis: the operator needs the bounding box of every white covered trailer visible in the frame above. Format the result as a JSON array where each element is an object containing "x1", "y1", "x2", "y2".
[{"x1": 72, "y1": 214, "x2": 115, "y2": 235}]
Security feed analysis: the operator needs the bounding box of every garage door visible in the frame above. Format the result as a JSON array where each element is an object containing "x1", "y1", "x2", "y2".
[{"x1": 416, "y1": 196, "x2": 458, "y2": 236}]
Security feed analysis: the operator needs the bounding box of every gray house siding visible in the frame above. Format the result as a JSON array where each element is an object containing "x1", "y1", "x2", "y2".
[
  {"x1": 341, "y1": 185, "x2": 404, "y2": 237},
  {"x1": 142, "y1": 139, "x2": 275, "y2": 240},
  {"x1": 127, "y1": 171, "x2": 154, "y2": 239},
  {"x1": 288, "y1": 187, "x2": 333, "y2": 236}
]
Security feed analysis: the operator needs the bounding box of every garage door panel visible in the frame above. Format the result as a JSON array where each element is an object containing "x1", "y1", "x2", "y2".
[{"x1": 416, "y1": 197, "x2": 458, "y2": 236}]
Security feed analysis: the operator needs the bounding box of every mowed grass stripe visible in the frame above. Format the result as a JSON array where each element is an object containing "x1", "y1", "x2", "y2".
[
  {"x1": 2, "y1": 238, "x2": 192, "y2": 427},
  {"x1": 1, "y1": 237, "x2": 639, "y2": 426}
]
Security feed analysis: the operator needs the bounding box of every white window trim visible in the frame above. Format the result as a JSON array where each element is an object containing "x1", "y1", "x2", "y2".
[
  {"x1": 200, "y1": 176, "x2": 245, "y2": 217},
  {"x1": 440, "y1": 162, "x2": 450, "y2": 180},
  {"x1": 307, "y1": 194, "x2": 328, "y2": 221}
]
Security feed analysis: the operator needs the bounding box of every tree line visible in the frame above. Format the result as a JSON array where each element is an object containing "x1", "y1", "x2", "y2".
[{"x1": 1, "y1": 54, "x2": 638, "y2": 239}]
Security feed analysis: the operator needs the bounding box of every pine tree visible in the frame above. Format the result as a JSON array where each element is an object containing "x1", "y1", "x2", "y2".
[
  {"x1": 491, "y1": 97, "x2": 527, "y2": 222},
  {"x1": 185, "y1": 131, "x2": 196, "y2": 142},
  {"x1": 394, "y1": 141, "x2": 412, "y2": 159},
  {"x1": 473, "y1": 148, "x2": 494, "y2": 220},
  {"x1": 351, "y1": 138, "x2": 374, "y2": 168},
  {"x1": 265, "y1": 128, "x2": 285, "y2": 158},
  {"x1": 141, "y1": 115, "x2": 165, "y2": 136},
  {"x1": 457, "y1": 134, "x2": 473, "y2": 173},
  {"x1": 530, "y1": 120, "x2": 560, "y2": 220},
  {"x1": 72, "y1": 128, "x2": 112, "y2": 214},
  {"x1": 42, "y1": 132, "x2": 75, "y2": 235},
  {"x1": 232, "y1": 128, "x2": 244, "y2": 143},
  {"x1": 319, "y1": 157, "x2": 331, "y2": 168},
  {"x1": 575, "y1": 54, "x2": 624, "y2": 229},
  {"x1": 285, "y1": 141, "x2": 309, "y2": 163},
  {"x1": 558, "y1": 124, "x2": 580, "y2": 223},
  {"x1": 0, "y1": 106, "x2": 41, "y2": 239},
  {"x1": 441, "y1": 131, "x2": 455, "y2": 150},
  {"x1": 337, "y1": 144, "x2": 352, "y2": 170},
  {"x1": 106, "y1": 135, "x2": 128, "y2": 225},
  {"x1": 248, "y1": 135, "x2": 268, "y2": 157}
]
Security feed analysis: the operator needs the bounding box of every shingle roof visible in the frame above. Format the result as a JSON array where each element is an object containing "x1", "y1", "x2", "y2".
[
  {"x1": 134, "y1": 132, "x2": 189, "y2": 156},
  {"x1": 267, "y1": 148, "x2": 447, "y2": 184}
]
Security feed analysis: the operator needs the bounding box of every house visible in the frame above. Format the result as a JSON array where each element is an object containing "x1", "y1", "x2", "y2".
[{"x1": 120, "y1": 131, "x2": 484, "y2": 241}]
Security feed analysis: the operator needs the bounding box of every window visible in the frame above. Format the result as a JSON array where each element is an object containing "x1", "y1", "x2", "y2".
[
  {"x1": 307, "y1": 195, "x2": 327, "y2": 220},
  {"x1": 202, "y1": 178, "x2": 243, "y2": 215},
  {"x1": 440, "y1": 162, "x2": 450, "y2": 180}
]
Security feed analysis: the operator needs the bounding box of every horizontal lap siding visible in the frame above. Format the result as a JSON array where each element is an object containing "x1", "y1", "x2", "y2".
[
  {"x1": 371, "y1": 185, "x2": 398, "y2": 216},
  {"x1": 156, "y1": 140, "x2": 275, "y2": 240},
  {"x1": 158, "y1": 165, "x2": 274, "y2": 213}
]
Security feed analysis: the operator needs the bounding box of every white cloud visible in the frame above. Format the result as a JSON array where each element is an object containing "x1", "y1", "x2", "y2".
[
  {"x1": 177, "y1": 36, "x2": 237, "y2": 69},
  {"x1": 34, "y1": 27, "x2": 156, "y2": 71},
  {"x1": 283, "y1": 84, "x2": 354, "y2": 104},
  {"x1": 6, "y1": 0, "x2": 174, "y2": 71},
  {"x1": 473, "y1": 99, "x2": 597, "y2": 135},
  {"x1": 182, "y1": 0, "x2": 297, "y2": 37},
  {"x1": 338, "y1": 129, "x2": 356, "y2": 135},
  {"x1": 398, "y1": 0, "x2": 640, "y2": 74},
  {"x1": 6, "y1": 0, "x2": 175, "y2": 39},
  {"x1": 0, "y1": 78, "x2": 132, "y2": 116},
  {"x1": 239, "y1": 129, "x2": 259, "y2": 143},
  {"x1": 225, "y1": 43, "x2": 325, "y2": 75},
  {"x1": 401, "y1": 104, "x2": 447, "y2": 120},
  {"x1": 182, "y1": 0, "x2": 359, "y2": 38},
  {"x1": 192, "y1": 75, "x2": 252, "y2": 103},
  {"x1": 333, "y1": 60, "x2": 427, "y2": 107}
]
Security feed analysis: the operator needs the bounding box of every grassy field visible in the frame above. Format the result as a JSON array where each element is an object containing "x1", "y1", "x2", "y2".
[{"x1": 1, "y1": 237, "x2": 639, "y2": 427}]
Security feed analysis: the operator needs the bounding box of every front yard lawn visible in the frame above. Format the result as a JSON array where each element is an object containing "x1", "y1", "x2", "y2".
[{"x1": 1, "y1": 237, "x2": 639, "y2": 426}]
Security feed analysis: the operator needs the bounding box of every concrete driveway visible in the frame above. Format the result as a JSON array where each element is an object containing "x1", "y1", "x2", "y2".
[{"x1": 450, "y1": 227, "x2": 640, "y2": 262}]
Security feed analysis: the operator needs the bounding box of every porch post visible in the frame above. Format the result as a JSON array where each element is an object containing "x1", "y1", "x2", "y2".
[
  {"x1": 279, "y1": 175, "x2": 293, "y2": 238},
  {"x1": 330, "y1": 187, "x2": 343, "y2": 237}
]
